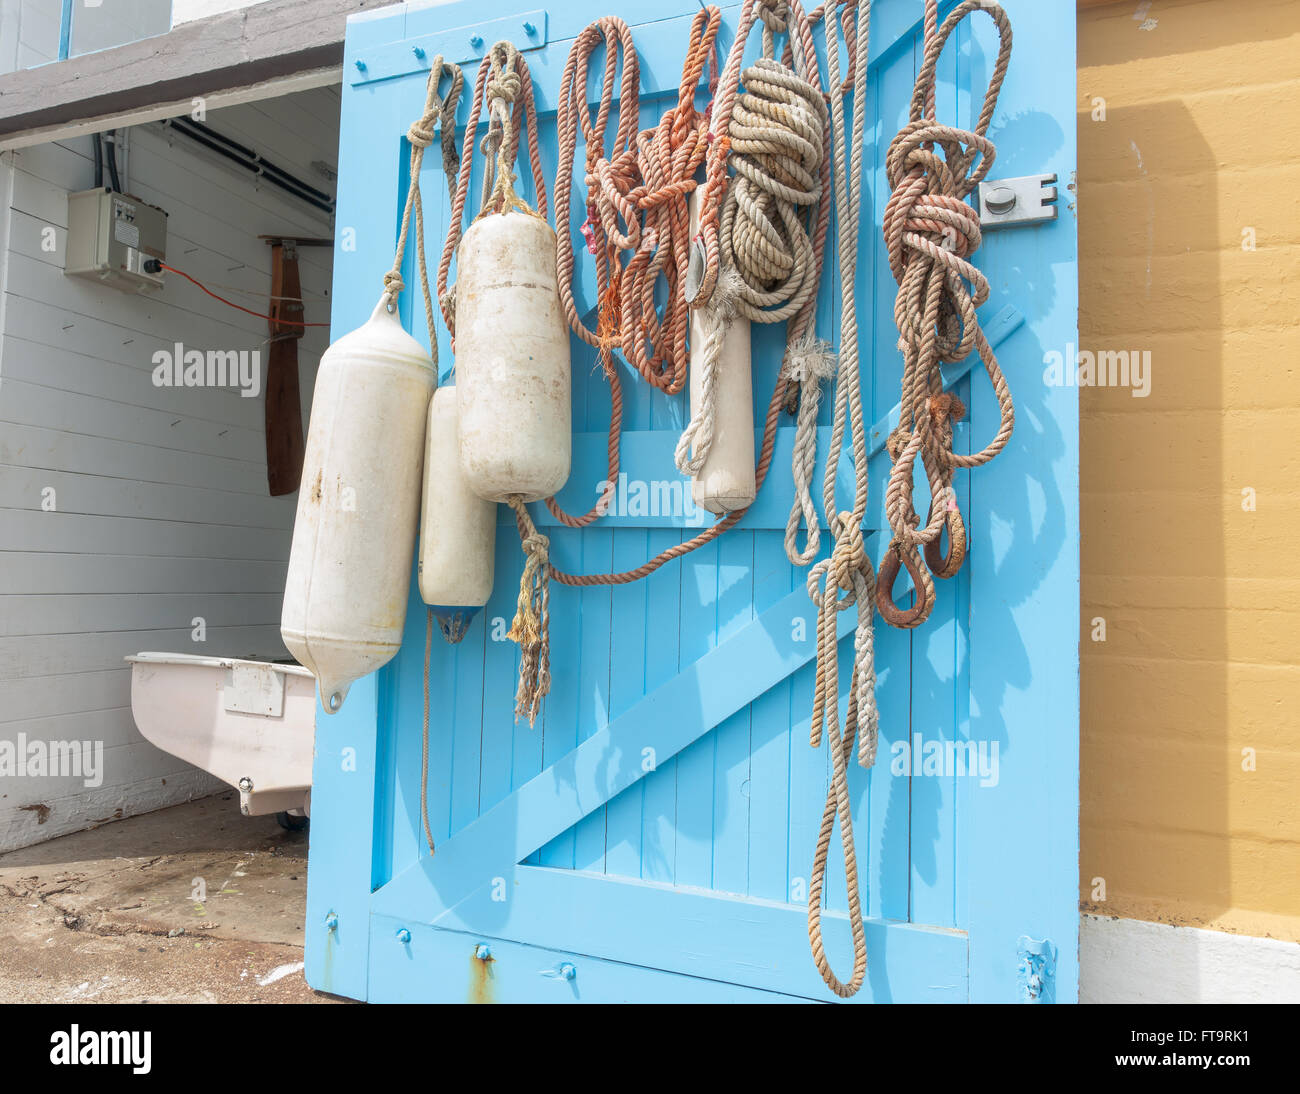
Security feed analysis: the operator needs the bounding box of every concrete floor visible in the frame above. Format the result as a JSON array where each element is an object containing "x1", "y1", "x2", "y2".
[{"x1": 0, "y1": 793, "x2": 345, "y2": 1003}]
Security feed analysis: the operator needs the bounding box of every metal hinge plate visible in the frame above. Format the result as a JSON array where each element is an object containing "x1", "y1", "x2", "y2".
[
  {"x1": 978, "y1": 173, "x2": 1057, "y2": 229},
  {"x1": 1016, "y1": 935, "x2": 1057, "y2": 1003},
  {"x1": 224, "y1": 663, "x2": 285, "y2": 717}
]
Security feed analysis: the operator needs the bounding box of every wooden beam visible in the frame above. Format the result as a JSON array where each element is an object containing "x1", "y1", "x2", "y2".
[
  {"x1": 429, "y1": 866, "x2": 970, "y2": 1003},
  {"x1": 0, "y1": 0, "x2": 367, "y2": 143}
]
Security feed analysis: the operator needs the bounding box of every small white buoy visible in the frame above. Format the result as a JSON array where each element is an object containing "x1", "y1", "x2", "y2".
[
  {"x1": 418, "y1": 385, "x2": 496, "y2": 642},
  {"x1": 688, "y1": 190, "x2": 755, "y2": 515},
  {"x1": 454, "y1": 211, "x2": 571, "y2": 502},
  {"x1": 281, "y1": 297, "x2": 434, "y2": 712}
]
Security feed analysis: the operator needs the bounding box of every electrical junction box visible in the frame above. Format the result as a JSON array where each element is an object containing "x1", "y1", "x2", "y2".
[{"x1": 64, "y1": 187, "x2": 167, "y2": 292}]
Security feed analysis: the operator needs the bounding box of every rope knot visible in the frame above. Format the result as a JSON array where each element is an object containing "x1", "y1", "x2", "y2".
[
  {"x1": 831, "y1": 516, "x2": 867, "y2": 596},
  {"x1": 928, "y1": 391, "x2": 966, "y2": 425},
  {"x1": 756, "y1": 0, "x2": 789, "y2": 35},
  {"x1": 486, "y1": 49, "x2": 522, "y2": 113},
  {"x1": 407, "y1": 120, "x2": 435, "y2": 149},
  {"x1": 886, "y1": 425, "x2": 910, "y2": 462}
]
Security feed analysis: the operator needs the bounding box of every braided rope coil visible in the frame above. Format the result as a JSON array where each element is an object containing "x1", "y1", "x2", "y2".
[{"x1": 876, "y1": 0, "x2": 1014, "y2": 630}]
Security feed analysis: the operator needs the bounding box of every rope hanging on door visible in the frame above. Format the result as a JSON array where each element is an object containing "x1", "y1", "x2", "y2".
[
  {"x1": 499, "y1": 8, "x2": 826, "y2": 723},
  {"x1": 374, "y1": 56, "x2": 465, "y2": 856},
  {"x1": 536, "y1": 0, "x2": 829, "y2": 592},
  {"x1": 436, "y1": 41, "x2": 558, "y2": 725},
  {"x1": 800, "y1": 0, "x2": 874, "y2": 1000},
  {"x1": 538, "y1": 8, "x2": 786, "y2": 587},
  {"x1": 437, "y1": 41, "x2": 550, "y2": 337},
  {"x1": 683, "y1": 0, "x2": 833, "y2": 490},
  {"x1": 876, "y1": 0, "x2": 1014, "y2": 629}
]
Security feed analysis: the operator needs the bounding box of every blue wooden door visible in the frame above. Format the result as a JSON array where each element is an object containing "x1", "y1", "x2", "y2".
[{"x1": 305, "y1": 0, "x2": 1078, "y2": 1003}]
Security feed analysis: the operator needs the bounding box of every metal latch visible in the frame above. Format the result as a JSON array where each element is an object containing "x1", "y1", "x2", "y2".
[{"x1": 978, "y1": 173, "x2": 1057, "y2": 229}]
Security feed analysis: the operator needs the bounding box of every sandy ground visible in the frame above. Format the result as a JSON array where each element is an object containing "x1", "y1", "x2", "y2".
[{"x1": 0, "y1": 793, "x2": 347, "y2": 1003}]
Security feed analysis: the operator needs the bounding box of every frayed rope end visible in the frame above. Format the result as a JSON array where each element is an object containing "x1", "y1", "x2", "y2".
[{"x1": 783, "y1": 334, "x2": 838, "y2": 385}]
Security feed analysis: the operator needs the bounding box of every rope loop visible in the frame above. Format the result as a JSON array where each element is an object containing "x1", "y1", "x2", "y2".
[
  {"x1": 879, "y1": 0, "x2": 1015, "y2": 619},
  {"x1": 382, "y1": 55, "x2": 465, "y2": 368}
]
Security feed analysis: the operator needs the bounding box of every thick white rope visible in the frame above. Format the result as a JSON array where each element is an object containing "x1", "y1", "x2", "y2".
[{"x1": 676, "y1": 16, "x2": 827, "y2": 482}]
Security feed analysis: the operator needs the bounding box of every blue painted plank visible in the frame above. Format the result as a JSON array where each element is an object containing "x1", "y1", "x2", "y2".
[
  {"x1": 432, "y1": 866, "x2": 969, "y2": 1002},
  {"x1": 368, "y1": 912, "x2": 815, "y2": 1003},
  {"x1": 711, "y1": 531, "x2": 754, "y2": 896},
  {"x1": 673, "y1": 534, "x2": 720, "y2": 889},
  {"x1": 639, "y1": 528, "x2": 682, "y2": 883},
  {"x1": 604, "y1": 527, "x2": 651, "y2": 879},
  {"x1": 480, "y1": 529, "x2": 523, "y2": 815},
  {"x1": 963, "y1": 0, "x2": 1080, "y2": 1004},
  {"x1": 537, "y1": 425, "x2": 858, "y2": 531},
  {"x1": 746, "y1": 530, "x2": 795, "y2": 902}
]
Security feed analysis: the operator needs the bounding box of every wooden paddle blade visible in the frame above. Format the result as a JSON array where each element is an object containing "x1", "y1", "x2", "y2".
[
  {"x1": 265, "y1": 335, "x2": 304, "y2": 495},
  {"x1": 266, "y1": 241, "x2": 307, "y2": 495}
]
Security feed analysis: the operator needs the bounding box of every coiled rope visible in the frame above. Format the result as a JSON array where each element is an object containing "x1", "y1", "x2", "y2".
[
  {"x1": 800, "y1": 0, "x2": 875, "y2": 1000},
  {"x1": 679, "y1": 0, "x2": 831, "y2": 488},
  {"x1": 537, "y1": 10, "x2": 777, "y2": 588},
  {"x1": 539, "y1": 4, "x2": 827, "y2": 591},
  {"x1": 546, "y1": 12, "x2": 718, "y2": 533},
  {"x1": 876, "y1": 0, "x2": 1014, "y2": 629}
]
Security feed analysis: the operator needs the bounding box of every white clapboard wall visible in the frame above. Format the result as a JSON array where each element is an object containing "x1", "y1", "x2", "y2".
[{"x1": 0, "y1": 85, "x2": 340, "y2": 850}]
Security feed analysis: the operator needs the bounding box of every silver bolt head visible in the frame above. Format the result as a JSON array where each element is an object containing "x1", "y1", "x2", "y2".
[{"x1": 985, "y1": 186, "x2": 1017, "y2": 214}]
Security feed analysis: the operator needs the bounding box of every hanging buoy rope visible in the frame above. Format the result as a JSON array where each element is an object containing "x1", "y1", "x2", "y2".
[
  {"x1": 876, "y1": 0, "x2": 1014, "y2": 629},
  {"x1": 385, "y1": 56, "x2": 464, "y2": 360},
  {"x1": 381, "y1": 56, "x2": 467, "y2": 855},
  {"x1": 437, "y1": 40, "x2": 550, "y2": 337},
  {"x1": 505, "y1": 496, "x2": 552, "y2": 727},
  {"x1": 438, "y1": 41, "x2": 569, "y2": 725},
  {"x1": 799, "y1": 0, "x2": 874, "y2": 1000}
]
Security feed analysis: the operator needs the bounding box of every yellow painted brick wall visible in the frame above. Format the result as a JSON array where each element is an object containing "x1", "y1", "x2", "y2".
[{"x1": 1078, "y1": 0, "x2": 1300, "y2": 940}]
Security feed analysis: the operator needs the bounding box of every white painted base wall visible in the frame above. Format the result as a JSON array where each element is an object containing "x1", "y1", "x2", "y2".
[{"x1": 1081, "y1": 914, "x2": 1300, "y2": 1003}]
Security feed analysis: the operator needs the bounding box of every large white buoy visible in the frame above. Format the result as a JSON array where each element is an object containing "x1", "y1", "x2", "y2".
[
  {"x1": 688, "y1": 191, "x2": 755, "y2": 515},
  {"x1": 454, "y1": 211, "x2": 571, "y2": 502},
  {"x1": 281, "y1": 297, "x2": 434, "y2": 713},
  {"x1": 418, "y1": 385, "x2": 496, "y2": 642}
]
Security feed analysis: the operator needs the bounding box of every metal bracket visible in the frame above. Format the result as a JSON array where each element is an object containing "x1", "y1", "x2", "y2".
[
  {"x1": 350, "y1": 10, "x2": 548, "y2": 87},
  {"x1": 224, "y1": 663, "x2": 285, "y2": 717},
  {"x1": 978, "y1": 173, "x2": 1057, "y2": 229},
  {"x1": 1016, "y1": 935, "x2": 1057, "y2": 1003}
]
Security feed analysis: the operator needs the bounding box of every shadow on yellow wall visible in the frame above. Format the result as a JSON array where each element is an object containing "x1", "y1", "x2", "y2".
[{"x1": 1078, "y1": 0, "x2": 1300, "y2": 942}]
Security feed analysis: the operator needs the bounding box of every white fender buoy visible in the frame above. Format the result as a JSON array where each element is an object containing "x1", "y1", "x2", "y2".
[
  {"x1": 281, "y1": 297, "x2": 434, "y2": 713},
  {"x1": 455, "y1": 211, "x2": 571, "y2": 502},
  {"x1": 688, "y1": 190, "x2": 755, "y2": 515},
  {"x1": 419, "y1": 385, "x2": 496, "y2": 642}
]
